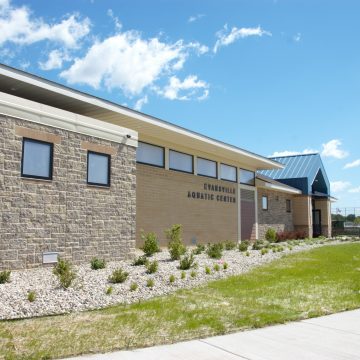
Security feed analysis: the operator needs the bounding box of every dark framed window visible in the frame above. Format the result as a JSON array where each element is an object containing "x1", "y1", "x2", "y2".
[
  {"x1": 136, "y1": 141, "x2": 165, "y2": 168},
  {"x1": 87, "y1": 151, "x2": 111, "y2": 187},
  {"x1": 169, "y1": 150, "x2": 193, "y2": 174},
  {"x1": 21, "y1": 138, "x2": 53, "y2": 180},
  {"x1": 262, "y1": 196, "x2": 268, "y2": 210},
  {"x1": 286, "y1": 199, "x2": 292, "y2": 213},
  {"x1": 239, "y1": 169, "x2": 255, "y2": 186},
  {"x1": 220, "y1": 163, "x2": 237, "y2": 182},
  {"x1": 197, "y1": 157, "x2": 217, "y2": 178}
]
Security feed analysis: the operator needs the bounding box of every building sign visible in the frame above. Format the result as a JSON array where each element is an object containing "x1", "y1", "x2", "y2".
[{"x1": 187, "y1": 183, "x2": 236, "y2": 203}]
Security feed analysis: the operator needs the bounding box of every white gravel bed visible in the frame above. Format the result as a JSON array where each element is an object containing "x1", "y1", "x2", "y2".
[{"x1": 0, "y1": 240, "x2": 348, "y2": 320}]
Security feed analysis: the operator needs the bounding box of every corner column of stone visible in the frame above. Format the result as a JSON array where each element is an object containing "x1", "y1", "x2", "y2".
[{"x1": 293, "y1": 195, "x2": 313, "y2": 238}]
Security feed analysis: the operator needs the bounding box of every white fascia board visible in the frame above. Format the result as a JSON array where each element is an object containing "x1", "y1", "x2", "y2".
[
  {"x1": 264, "y1": 182, "x2": 302, "y2": 194},
  {"x1": 0, "y1": 91, "x2": 138, "y2": 147}
]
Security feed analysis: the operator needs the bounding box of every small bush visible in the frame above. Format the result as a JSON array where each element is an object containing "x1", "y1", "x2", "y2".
[
  {"x1": 206, "y1": 243, "x2": 223, "y2": 259},
  {"x1": 261, "y1": 248, "x2": 269, "y2": 256},
  {"x1": 214, "y1": 264, "x2": 220, "y2": 272},
  {"x1": 224, "y1": 240, "x2": 236, "y2": 250},
  {"x1": 108, "y1": 268, "x2": 129, "y2": 284},
  {"x1": 141, "y1": 231, "x2": 160, "y2": 257},
  {"x1": 146, "y1": 260, "x2": 158, "y2": 274},
  {"x1": 265, "y1": 228, "x2": 277, "y2": 242},
  {"x1": 130, "y1": 282, "x2": 138, "y2": 291},
  {"x1": 166, "y1": 224, "x2": 186, "y2": 261},
  {"x1": 27, "y1": 291, "x2": 36, "y2": 302},
  {"x1": 252, "y1": 240, "x2": 267, "y2": 250},
  {"x1": 181, "y1": 271, "x2": 186, "y2": 279},
  {"x1": 190, "y1": 270, "x2": 197, "y2": 278},
  {"x1": 53, "y1": 259, "x2": 76, "y2": 289},
  {"x1": 0, "y1": 270, "x2": 11, "y2": 284},
  {"x1": 239, "y1": 241, "x2": 249, "y2": 252},
  {"x1": 223, "y1": 262, "x2": 228, "y2": 270},
  {"x1": 179, "y1": 252, "x2": 196, "y2": 270},
  {"x1": 205, "y1": 266, "x2": 211, "y2": 275},
  {"x1": 146, "y1": 279, "x2": 154, "y2": 288},
  {"x1": 105, "y1": 286, "x2": 113, "y2": 295},
  {"x1": 288, "y1": 245, "x2": 293, "y2": 251},
  {"x1": 245, "y1": 251, "x2": 250, "y2": 257},
  {"x1": 132, "y1": 255, "x2": 149, "y2": 266},
  {"x1": 169, "y1": 274, "x2": 176, "y2": 283},
  {"x1": 193, "y1": 244, "x2": 205, "y2": 255},
  {"x1": 90, "y1": 257, "x2": 106, "y2": 270}
]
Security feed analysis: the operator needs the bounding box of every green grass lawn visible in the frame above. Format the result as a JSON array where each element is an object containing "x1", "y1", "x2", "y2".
[{"x1": 1, "y1": 243, "x2": 360, "y2": 360}]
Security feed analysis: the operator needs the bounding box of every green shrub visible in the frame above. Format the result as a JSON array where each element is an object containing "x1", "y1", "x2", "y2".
[
  {"x1": 252, "y1": 240, "x2": 267, "y2": 250},
  {"x1": 0, "y1": 270, "x2": 11, "y2": 284},
  {"x1": 261, "y1": 248, "x2": 269, "y2": 256},
  {"x1": 27, "y1": 291, "x2": 36, "y2": 303},
  {"x1": 265, "y1": 228, "x2": 277, "y2": 242},
  {"x1": 288, "y1": 246, "x2": 293, "y2": 251},
  {"x1": 205, "y1": 266, "x2": 211, "y2": 275},
  {"x1": 181, "y1": 271, "x2": 186, "y2": 279},
  {"x1": 105, "y1": 286, "x2": 113, "y2": 295},
  {"x1": 166, "y1": 224, "x2": 186, "y2": 261},
  {"x1": 238, "y1": 241, "x2": 249, "y2": 252},
  {"x1": 193, "y1": 244, "x2": 205, "y2": 255},
  {"x1": 53, "y1": 259, "x2": 76, "y2": 289},
  {"x1": 214, "y1": 264, "x2": 220, "y2": 272},
  {"x1": 130, "y1": 282, "x2": 138, "y2": 291},
  {"x1": 206, "y1": 243, "x2": 223, "y2": 259},
  {"x1": 179, "y1": 252, "x2": 196, "y2": 270},
  {"x1": 108, "y1": 268, "x2": 129, "y2": 284},
  {"x1": 141, "y1": 231, "x2": 160, "y2": 257},
  {"x1": 146, "y1": 260, "x2": 158, "y2": 274},
  {"x1": 245, "y1": 251, "x2": 250, "y2": 257},
  {"x1": 224, "y1": 240, "x2": 236, "y2": 250},
  {"x1": 169, "y1": 274, "x2": 176, "y2": 283},
  {"x1": 90, "y1": 257, "x2": 106, "y2": 270},
  {"x1": 223, "y1": 262, "x2": 228, "y2": 270},
  {"x1": 132, "y1": 255, "x2": 149, "y2": 266},
  {"x1": 146, "y1": 279, "x2": 154, "y2": 288},
  {"x1": 190, "y1": 270, "x2": 197, "y2": 278}
]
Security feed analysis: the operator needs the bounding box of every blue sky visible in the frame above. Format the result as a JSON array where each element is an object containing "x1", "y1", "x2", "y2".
[{"x1": 1, "y1": 0, "x2": 360, "y2": 209}]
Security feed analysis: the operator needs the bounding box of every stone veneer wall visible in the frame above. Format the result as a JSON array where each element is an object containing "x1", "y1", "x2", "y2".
[
  {"x1": 257, "y1": 188, "x2": 294, "y2": 239},
  {"x1": 0, "y1": 115, "x2": 136, "y2": 270}
]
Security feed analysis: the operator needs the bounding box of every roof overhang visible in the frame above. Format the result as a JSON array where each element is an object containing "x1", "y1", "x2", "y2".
[
  {"x1": 0, "y1": 64, "x2": 283, "y2": 171},
  {"x1": 256, "y1": 174, "x2": 302, "y2": 195}
]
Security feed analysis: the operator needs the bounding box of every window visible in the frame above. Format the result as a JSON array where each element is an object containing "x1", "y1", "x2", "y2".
[
  {"x1": 239, "y1": 169, "x2": 255, "y2": 186},
  {"x1": 21, "y1": 138, "x2": 53, "y2": 180},
  {"x1": 87, "y1": 151, "x2": 110, "y2": 187},
  {"x1": 262, "y1": 196, "x2": 268, "y2": 210},
  {"x1": 286, "y1": 199, "x2": 292, "y2": 213},
  {"x1": 136, "y1": 141, "x2": 164, "y2": 167},
  {"x1": 169, "y1": 150, "x2": 193, "y2": 173},
  {"x1": 197, "y1": 157, "x2": 217, "y2": 178},
  {"x1": 220, "y1": 163, "x2": 237, "y2": 182}
]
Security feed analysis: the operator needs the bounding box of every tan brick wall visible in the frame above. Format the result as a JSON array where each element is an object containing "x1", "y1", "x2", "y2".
[
  {"x1": 0, "y1": 115, "x2": 136, "y2": 270},
  {"x1": 136, "y1": 164, "x2": 238, "y2": 247},
  {"x1": 293, "y1": 195, "x2": 312, "y2": 237},
  {"x1": 257, "y1": 188, "x2": 294, "y2": 239}
]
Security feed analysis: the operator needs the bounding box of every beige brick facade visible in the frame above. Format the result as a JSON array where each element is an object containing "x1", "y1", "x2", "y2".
[{"x1": 0, "y1": 115, "x2": 136, "y2": 270}]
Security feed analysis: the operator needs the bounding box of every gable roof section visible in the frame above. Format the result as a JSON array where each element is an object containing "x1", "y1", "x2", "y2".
[{"x1": 259, "y1": 153, "x2": 330, "y2": 195}]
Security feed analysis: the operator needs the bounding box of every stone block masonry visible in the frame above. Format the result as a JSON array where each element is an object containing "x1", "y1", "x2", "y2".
[{"x1": 0, "y1": 115, "x2": 136, "y2": 270}]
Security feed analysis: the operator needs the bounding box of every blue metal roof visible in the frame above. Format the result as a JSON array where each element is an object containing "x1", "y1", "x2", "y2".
[{"x1": 258, "y1": 153, "x2": 330, "y2": 196}]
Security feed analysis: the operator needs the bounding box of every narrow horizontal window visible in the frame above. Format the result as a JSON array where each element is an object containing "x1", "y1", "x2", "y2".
[
  {"x1": 87, "y1": 151, "x2": 110, "y2": 187},
  {"x1": 220, "y1": 163, "x2": 237, "y2": 182},
  {"x1": 240, "y1": 169, "x2": 255, "y2": 186},
  {"x1": 21, "y1": 138, "x2": 53, "y2": 180},
  {"x1": 169, "y1": 150, "x2": 193, "y2": 173},
  {"x1": 136, "y1": 141, "x2": 164, "y2": 167},
  {"x1": 286, "y1": 199, "x2": 292, "y2": 213},
  {"x1": 197, "y1": 157, "x2": 217, "y2": 178},
  {"x1": 262, "y1": 196, "x2": 268, "y2": 210}
]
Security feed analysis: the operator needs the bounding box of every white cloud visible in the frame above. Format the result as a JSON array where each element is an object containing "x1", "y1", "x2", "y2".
[
  {"x1": 293, "y1": 32, "x2": 301, "y2": 42},
  {"x1": 344, "y1": 159, "x2": 360, "y2": 169},
  {"x1": 269, "y1": 149, "x2": 317, "y2": 157},
  {"x1": 107, "y1": 9, "x2": 122, "y2": 30},
  {"x1": 134, "y1": 95, "x2": 148, "y2": 111},
  {"x1": 188, "y1": 14, "x2": 205, "y2": 23},
  {"x1": 0, "y1": 0, "x2": 90, "y2": 48},
  {"x1": 349, "y1": 186, "x2": 360, "y2": 193},
  {"x1": 321, "y1": 139, "x2": 348, "y2": 159},
  {"x1": 39, "y1": 49, "x2": 70, "y2": 70},
  {"x1": 213, "y1": 24, "x2": 271, "y2": 53},
  {"x1": 157, "y1": 75, "x2": 209, "y2": 101},
  {"x1": 19, "y1": 60, "x2": 30, "y2": 70},
  {"x1": 331, "y1": 181, "x2": 351, "y2": 193},
  {"x1": 61, "y1": 31, "x2": 208, "y2": 96}
]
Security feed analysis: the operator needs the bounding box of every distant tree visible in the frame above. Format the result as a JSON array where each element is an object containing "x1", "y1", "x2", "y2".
[
  {"x1": 332, "y1": 214, "x2": 345, "y2": 221},
  {"x1": 354, "y1": 217, "x2": 360, "y2": 225},
  {"x1": 346, "y1": 214, "x2": 356, "y2": 222}
]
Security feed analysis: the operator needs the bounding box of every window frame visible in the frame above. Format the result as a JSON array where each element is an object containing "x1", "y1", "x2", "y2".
[
  {"x1": 220, "y1": 163, "x2": 237, "y2": 183},
  {"x1": 262, "y1": 195, "x2": 268, "y2": 211},
  {"x1": 136, "y1": 141, "x2": 165, "y2": 169},
  {"x1": 239, "y1": 168, "x2": 255, "y2": 186},
  {"x1": 169, "y1": 149, "x2": 194, "y2": 174},
  {"x1": 21, "y1": 137, "x2": 54, "y2": 181},
  {"x1": 87, "y1": 150, "x2": 111, "y2": 187},
  {"x1": 286, "y1": 199, "x2": 292, "y2": 213},
  {"x1": 197, "y1": 157, "x2": 217, "y2": 179}
]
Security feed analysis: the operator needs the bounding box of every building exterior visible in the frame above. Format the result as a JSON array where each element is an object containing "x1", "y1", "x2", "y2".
[{"x1": 0, "y1": 64, "x2": 333, "y2": 270}]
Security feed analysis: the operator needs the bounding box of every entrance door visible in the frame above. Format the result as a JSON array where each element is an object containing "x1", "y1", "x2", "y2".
[{"x1": 313, "y1": 209, "x2": 322, "y2": 237}]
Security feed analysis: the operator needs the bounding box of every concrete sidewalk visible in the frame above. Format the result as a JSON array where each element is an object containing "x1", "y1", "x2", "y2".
[{"x1": 69, "y1": 309, "x2": 360, "y2": 360}]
